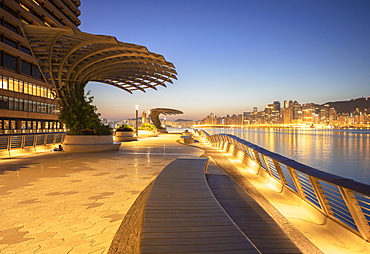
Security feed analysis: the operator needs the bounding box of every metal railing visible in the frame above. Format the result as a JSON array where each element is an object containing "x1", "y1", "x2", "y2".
[
  {"x1": 196, "y1": 130, "x2": 370, "y2": 241},
  {"x1": 0, "y1": 132, "x2": 66, "y2": 156},
  {"x1": 0, "y1": 128, "x2": 67, "y2": 135}
]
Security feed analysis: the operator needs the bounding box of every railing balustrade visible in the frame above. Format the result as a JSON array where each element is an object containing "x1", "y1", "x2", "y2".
[
  {"x1": 196, "y1": 130, "x2": 370, "y2": 241},
  {"x1": 0, "y1": 132, "x2": 66, "y2": 156},
  {"x1": 0, "y1": 129, "x2": 67, "y2": 135}
]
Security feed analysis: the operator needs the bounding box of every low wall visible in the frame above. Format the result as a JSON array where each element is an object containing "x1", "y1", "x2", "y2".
[{"x1": 63, "y1": 135, "x2": 120, "y2": 153}]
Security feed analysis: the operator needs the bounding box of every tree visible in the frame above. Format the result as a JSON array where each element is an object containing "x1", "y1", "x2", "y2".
[{"x1": 57, "y1": 81, "x2": 111, "y2": 135}]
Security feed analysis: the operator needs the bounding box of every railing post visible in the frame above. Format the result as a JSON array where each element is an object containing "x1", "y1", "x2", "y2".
[
  {"x1": 251, "y1": 150, "x2": 262, "y2": 168},
  {"x1": 43, "y1": 133, "x2": 47, "y2": 146},
  {"x1": 309, "y1": 177, "x2": 332, "y2": 216},
  {"x1": 21, "y1": 135, "x2": 26, "y2": 149},
  {"x1": 261, "y1": 155, "x2": 272, "y2": 176},
  {"x1": 339, "y1": 187, "x2": 370, "y2": 241},
  {"x1": 7, "y1": 136, "x2": 11, "y2": 156},
  {"x1": 271, "y1": 159, "x2": 287, "y2": 185},
  {"x1": 287, "y1": 166, "x2": 305, "y2": 198},
  {"x1": 33, "y1": 134, "x2": 37, "y2": 149}
]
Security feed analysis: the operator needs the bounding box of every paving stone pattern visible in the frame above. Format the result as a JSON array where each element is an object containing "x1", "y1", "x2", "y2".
[{"x1": 0, "y1": 134, "x2": 203, "y2": 254}]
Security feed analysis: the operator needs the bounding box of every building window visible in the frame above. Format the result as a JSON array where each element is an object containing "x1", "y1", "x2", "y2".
[
  {"x1": 31, "y1": 84, "x2": 37, "y2": 96},
  {"x1": 8, "y1": 97, "x2": 14, "y2": 110},
  {"x1": 20, "y1": 3, "x2": 31, "y2": 12},
  {"x1": 3, "y1": 5, "x2": 18, "y2": 18},
  {"x1": 4, "y1": 120, "x2": 10, "y2": 130},
  {"x1": 32, "y1": 0, "x2": 41, "y2": 6},
  {"x1": 2, "y1": 76, "x2": 8, "y2": 90},
  {"x1": 21, "y1": 60, "x2": 32, "y2": 75},
  {"x1": 19, "y1": 99, "x2": 24, "y2": 111},
  {"x1": 8, "y1": 78, "x2": 14, "y2": 91},
  {"x1": 10, "y1": 120, "x2": 16, "y2": 130},
  {"x1": 21, "y1": 45, "x2": 31, "y2": 55},
  {"x1": 21, "y1": 17, "x2": 31, "y2": 25},
  {"x1": 3, "y1": 20, "x2": 18, "y2": 34},
  {"x1": 3, "y1": 37, "x2": 17, "y2": 48},
  {"x1": 18, "y1": 80, "x2": 24, "y2": 93},
  {"x1": 24, "y1": 99, "x2": 29, "y2": 111},
  {"x1": 3, "y1": 53, "x2": 17, "y2": 71},
  {"x1": 13, "y1": 98, "x2": 19, "y2": 110},
  {"x1": 0, "y1": 75, "x2": 53, "y2": 100},
  {"x1": 13, "y1": 78, "x2": 19, "y2": 92},
  {"x1": 0, "y1": 96, "x2": 9, "y2": 109},
  {"x1": 32, "y1": 65, "x2": 42, "y2": 79}
]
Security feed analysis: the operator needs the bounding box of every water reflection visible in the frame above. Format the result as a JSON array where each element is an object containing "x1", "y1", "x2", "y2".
[{"x1": 204, "y1": 128, "x2": 370, "y2": 185}]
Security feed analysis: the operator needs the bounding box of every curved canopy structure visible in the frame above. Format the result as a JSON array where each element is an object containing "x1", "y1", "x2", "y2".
[
  {"x1": 150, "y1": 108, "x2": 183, "y2": 129},
  {"x1": 22, "y1": 25, "x2": 177, "y2": 95}
]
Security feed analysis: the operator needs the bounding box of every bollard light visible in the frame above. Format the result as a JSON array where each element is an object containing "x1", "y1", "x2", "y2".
[{"x1": 135, "y1": 105, "x2": 139, "y2": 137}]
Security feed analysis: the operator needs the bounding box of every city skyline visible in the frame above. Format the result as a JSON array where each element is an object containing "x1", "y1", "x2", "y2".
[
  {"x1": 106, "y1": 96, "x2": 369, "y2": 128},
  {"x1": 79, "y1": 0, "x2": 370, "y2": 121}
]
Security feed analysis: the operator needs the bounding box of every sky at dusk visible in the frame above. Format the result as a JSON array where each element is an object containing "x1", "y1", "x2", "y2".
[{"x1": 79, "y1": 0, "x2": 370, "y2": 121}]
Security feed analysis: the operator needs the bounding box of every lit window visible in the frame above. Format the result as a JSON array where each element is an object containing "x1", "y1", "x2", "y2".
[
  {"x1": 24, "y1": 82, "x2": 29, "y2": 94},
  {"x1": 32, "y1": 0, "x2": 40, "y2": 6},
  {"x1": 21, "y1": 18, "x2": 30, "y2": 25},
  {"x1": 19, "y1": 81, "x2": 24, "y2": 93},
  {"x1": 30, "y1": 84, "x2": 37, "y2": 96},
  {"x1": 20, "y1": 3, "x2": 30, "y2": 12},
  {"x1": 2, "y1": 77, "x2": 8, "y2": 90},
  {"x1": 9, "y1": 78, "x2": 14, "y2": 91},
  {"x1": 14, "y1": 79, "x2": 19, "y2": 92}
]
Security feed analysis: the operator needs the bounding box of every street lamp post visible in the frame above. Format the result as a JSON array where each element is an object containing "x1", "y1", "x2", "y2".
[{"x1": 135, "y1": 105, "x2": 139, "y2": 137}]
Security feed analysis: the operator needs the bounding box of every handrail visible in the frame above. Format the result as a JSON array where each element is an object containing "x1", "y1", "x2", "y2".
[{"x1": 196, "y1": 129, "x2": 370, "y2": 241}]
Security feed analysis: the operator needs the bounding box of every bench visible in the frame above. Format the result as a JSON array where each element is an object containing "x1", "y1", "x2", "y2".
[{"x1": 141, "y1": 157, "x2": 259, "y2": 253}]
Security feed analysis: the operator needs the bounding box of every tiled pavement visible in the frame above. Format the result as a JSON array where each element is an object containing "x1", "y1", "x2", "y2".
[{"x1": 0, "y1": 134, "x2": 203, "y2": 254}]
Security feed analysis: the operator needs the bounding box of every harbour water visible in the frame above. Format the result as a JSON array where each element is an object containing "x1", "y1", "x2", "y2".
[{"x1": 202, "y1": 128, "x2": 370, "y2": 185}]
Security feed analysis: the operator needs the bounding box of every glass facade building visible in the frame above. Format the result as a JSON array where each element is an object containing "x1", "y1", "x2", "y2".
[{"x1": 0, "y1": 0, "x2": 81, "y2": 133}]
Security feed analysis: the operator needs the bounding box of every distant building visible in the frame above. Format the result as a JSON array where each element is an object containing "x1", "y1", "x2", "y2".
[{"x1": 198, "y1": 98, "x2": 369, "y2": 127}]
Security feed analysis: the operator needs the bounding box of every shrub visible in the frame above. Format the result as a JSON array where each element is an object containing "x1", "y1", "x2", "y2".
[
  {"x1": 116, "y1": 124, "x2": 134, "y2": 131},
  {"x1": 138, "y1": 123, "x2": 157, "y2": 131}
]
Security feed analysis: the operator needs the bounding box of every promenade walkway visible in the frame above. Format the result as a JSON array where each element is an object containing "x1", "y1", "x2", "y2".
[
  {"x1": 1, "y1": 133, "x2": 366, "y2": 253},
  {"x1": 0, "y1": 134, "x2": 202, "y2": 254}
]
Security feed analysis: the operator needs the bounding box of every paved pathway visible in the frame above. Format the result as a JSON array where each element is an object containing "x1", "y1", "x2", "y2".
[
  {"x1": 207, "y1": 173, "x2": 302, "y2": 253},
  {"x1": 0, "y1": 134, "x2": 203, "y2": 254}
]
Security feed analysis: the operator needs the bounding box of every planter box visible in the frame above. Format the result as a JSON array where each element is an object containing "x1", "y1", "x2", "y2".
[
  {"x1": 115, "y1": 131, "x2": 137, "y2": 142},
  {"x1": 138, "y1": 130, "x2": 159, "y2": 137},
  {"x1": 180, "y1": 135, "x2": 194, "y2": 144},
  {"x1": 63, "y1": 135, "x2": 120, "y2": 152}
]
